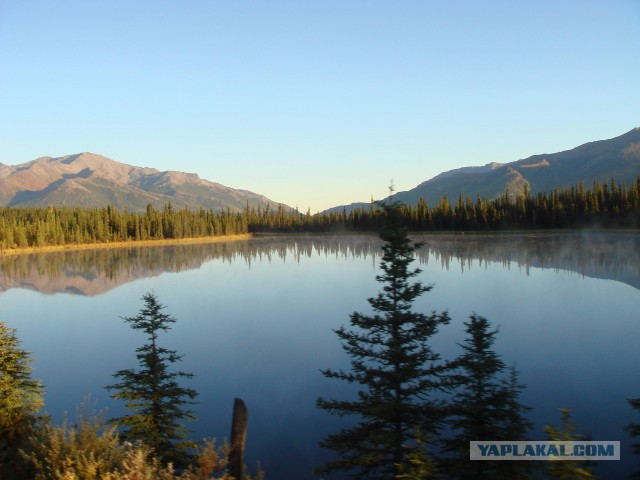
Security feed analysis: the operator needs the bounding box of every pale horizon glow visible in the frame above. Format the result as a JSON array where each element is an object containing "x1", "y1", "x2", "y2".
[{"x1": 1, "y1": 1, "x2": 639, "y2": 212}]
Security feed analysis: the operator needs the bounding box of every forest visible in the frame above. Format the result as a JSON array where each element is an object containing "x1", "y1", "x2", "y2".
[{"x1": 0, "y1": 177, "x2": 638, "y2": 250}]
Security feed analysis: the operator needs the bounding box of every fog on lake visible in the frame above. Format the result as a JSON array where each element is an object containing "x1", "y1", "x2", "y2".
[{"x1": 1, "y1": 232, "x2": 638, "y2": 479}]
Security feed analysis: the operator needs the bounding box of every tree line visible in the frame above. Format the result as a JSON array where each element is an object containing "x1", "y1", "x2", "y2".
[
  {"x1": 315, "y1": 176, "x2": 640, "y2": 232},
  {"x1": 1, "y1": 177, "x2": 638, "y2": 250},
  {"x1": 0, "y1": 203, "x2": 248, "y2": 249}
]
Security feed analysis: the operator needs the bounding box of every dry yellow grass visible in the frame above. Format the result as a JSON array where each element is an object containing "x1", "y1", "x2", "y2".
[{"x1": 0, "y1": 234, "x2": 253, "y2": 257}]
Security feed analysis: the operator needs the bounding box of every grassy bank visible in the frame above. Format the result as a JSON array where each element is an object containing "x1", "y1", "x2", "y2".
[{"x1": 0, "y1": 234, "x2": 253, "y2": 257}]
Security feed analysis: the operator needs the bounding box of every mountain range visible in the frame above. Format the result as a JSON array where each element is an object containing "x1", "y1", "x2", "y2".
[
  {"x1": 333, "y1": 127, "x2": 640, "y2": 212},
  {"x1": 1, "y1": 128, "x2": 639, "y2": 213},
  {"x1": 0, "y1": 152, "x2": 284, "y2": 212}
]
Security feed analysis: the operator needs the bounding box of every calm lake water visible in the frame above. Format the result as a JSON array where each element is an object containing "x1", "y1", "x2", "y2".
[{"x1": 1, "y1": 232, "x2": 639, "y2": 479}]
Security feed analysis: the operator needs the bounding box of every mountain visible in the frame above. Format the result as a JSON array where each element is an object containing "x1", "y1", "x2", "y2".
[
  {"x1": 332, "y1": 127, "x2": 640, "y2": 211},
  {"x1": 0, "y1": 153, "x2": 285, "y2": 212}
]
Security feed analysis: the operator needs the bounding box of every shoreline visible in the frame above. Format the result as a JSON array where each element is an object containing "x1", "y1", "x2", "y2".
[
  {"x1": 0, "y1": 234, "x2": 254, "y2": 257},
  {"x1": 1, "y1": 228, "x2": 637, "y2": 257}
]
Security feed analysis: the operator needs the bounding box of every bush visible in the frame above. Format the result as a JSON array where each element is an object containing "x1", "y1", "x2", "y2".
[{"x1": 22, "y1": 402, "x2": 261, "y2": 480}]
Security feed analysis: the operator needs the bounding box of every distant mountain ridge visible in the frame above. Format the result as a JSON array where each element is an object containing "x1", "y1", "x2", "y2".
[
  {"x1": 331, "y1": 127, "x2": 640, "y2": 212},
  {"x1": 0, "y1": 153, "x2": 286, "y2": 212}
]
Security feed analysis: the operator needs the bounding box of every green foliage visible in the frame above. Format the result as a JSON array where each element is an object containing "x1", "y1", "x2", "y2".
[
  {"x1": 1, "y1": 299, "x2": 262, "y2": 480},
  {"x1": 544, "y1": 408, "x2": 598, "y2": 479},
  {"x1": 23, "y1": 400, "x2": 124, "y2": 480},
  {"x1": 0, "y1": 321, "x2": 45, "y2": 479},
  {"x1": 24, "y1": 405, "x2": 254, "y2": 480},
  {"x1": 106, "y1": 292, "x2": 198, "y2": 467},
  {"x1": 501, "y1": 365, "x2": 533, "y2": 441},
  {"x1": 627, "y1": 397, "x2": 640, "y2": 479},
  {"x1": 316, "y1": 199, "x2": 451, "y2": 479},
  {"x1": 1, "y1": 177, "x2": 638, "y2": 251},
  {"x1": 443, "y1": 315, "x2": 533, "y2": 479},
  {"x1": 0, "y1": 203, "x2": 250, "y2": 249}
]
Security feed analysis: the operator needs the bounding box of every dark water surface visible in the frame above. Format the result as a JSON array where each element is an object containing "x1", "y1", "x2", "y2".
[{"x1": 1, "y1": 232, "x2": 638, "y2": 478}]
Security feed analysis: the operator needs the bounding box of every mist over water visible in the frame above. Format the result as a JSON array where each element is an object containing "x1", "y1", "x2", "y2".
[{"x1": 1, "y1": 232, "x2": 638, "y2": 479}]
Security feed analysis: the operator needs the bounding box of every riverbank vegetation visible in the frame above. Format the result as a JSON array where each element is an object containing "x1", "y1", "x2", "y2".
[
  {"x1": 1, "y1": 177, "x2": 638, "y2": 252},
  {"x1": 0, "y1": 311, "x2": 262, "y2": 480}
]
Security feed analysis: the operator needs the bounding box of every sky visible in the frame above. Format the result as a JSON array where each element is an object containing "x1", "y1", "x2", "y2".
[{"x1": 1, "y1": 1, "x2": 639, "y2": 212}]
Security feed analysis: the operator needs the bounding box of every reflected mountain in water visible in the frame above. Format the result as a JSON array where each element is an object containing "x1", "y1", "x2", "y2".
[{"x1": 0, "y1": 232, "x2": 638, "y2": 296}]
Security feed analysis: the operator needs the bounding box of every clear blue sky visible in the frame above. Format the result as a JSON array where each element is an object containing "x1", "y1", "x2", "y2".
[{"x1": 1, "y1": 1, "x2": 638, "y2": 212}]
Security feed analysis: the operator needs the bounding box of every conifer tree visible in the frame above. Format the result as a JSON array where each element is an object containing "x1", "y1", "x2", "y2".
[
  {"x1": 444, "y1": 314, "x2": 505, "y2": 479},
  {"x1": 316, "y1": 198, "x2": 451, "y2": 480},
  {"x1": 443, "y1": 314, "x2": 533, "y2": 479},
  {"x1": 106, "y1": 292, "x2": 198, "y2": 467},
  {"x1": 445, "y1": 313, "x2": 532, "y2": 480},
  {"x1": 627, "y1": 397, "x2": 640, "y2": 479},
  {"x1": 496, "y1": 364, "x2": 536, "y2": 478},
  {"x1": 501, "y1": 364, "x2": 533, "y2": 441},
  {"x1": 0, "y1": 321, "x2": 45, "y2": 479}
]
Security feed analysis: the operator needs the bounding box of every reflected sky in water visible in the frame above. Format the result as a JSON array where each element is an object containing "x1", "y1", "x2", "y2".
[{"x1": 1, "y1": 232, "x2": 638, "y2": 479}]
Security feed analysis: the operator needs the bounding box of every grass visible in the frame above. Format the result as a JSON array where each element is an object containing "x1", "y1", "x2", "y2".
[{"x1": 0, "y1": 234, "x2": 254, "y2": 257}]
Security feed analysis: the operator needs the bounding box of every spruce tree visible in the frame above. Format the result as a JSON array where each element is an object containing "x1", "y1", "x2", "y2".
[
  {"x1": 106, "y1": 292, "x2": 198, "y2": 466},
  {"x1": 501, "y1": 364, "x2": 533, "y2": 441},
  {"x1": 0, "y1": 321, "x2": 45, "y2": 479},
  {"x1": 316, "y1": 199, "x2": 451, "y2": 480},
  {"x1": 443, "y1": 314, "x2": 533, "y2": 479},
  {"x1": 627, "y1": 397, "x2": 640, "y2": 479},
  {"x1": 496, "y1": 364, "x2": 535, "y2": 479}
]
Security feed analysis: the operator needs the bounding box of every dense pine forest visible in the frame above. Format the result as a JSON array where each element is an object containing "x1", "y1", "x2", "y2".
[{"x1": 1, "y1": 177, "x2": 638, "y2": 249}]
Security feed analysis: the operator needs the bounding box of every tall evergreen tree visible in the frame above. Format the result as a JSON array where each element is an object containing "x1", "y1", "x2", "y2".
[
  {"x1": 316, "y1": 199, "x2": 451, "y2": 480},
  {"x1": 444, "y1": 314, "x2": 505, "y2": 479},
  {"x1": 496, "y1": 364, "x2": 536, "y2": 479},
  {"x1": 0, "y1": 321, "x2": 45, "y2": 479},
  {"x1": 627, "y1": 397, "x2": 640, "y2": 479},
  {"x1": 501, "y1": 364, "x2": 533, "y2": 441},
  {"x1": 106, "y1": 292, "x2": 198, "y2": 467},
  {"x1": 443, "y1": 314, "x2": 534, "y2": 479}
]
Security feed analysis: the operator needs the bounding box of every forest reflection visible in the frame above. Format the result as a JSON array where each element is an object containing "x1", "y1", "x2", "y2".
[{"x1": 0, "y1": 232, "x2": 637, "y2": 296}]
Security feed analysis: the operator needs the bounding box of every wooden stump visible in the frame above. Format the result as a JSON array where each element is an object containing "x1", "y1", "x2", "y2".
[{"x1": 228, "y1": 397, "x2": 248, "y2": 479}]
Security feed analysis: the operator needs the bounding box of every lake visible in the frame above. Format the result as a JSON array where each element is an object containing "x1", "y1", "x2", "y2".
[{"x1": 1, "y1": 232, "x2": 639, "y2": 478}]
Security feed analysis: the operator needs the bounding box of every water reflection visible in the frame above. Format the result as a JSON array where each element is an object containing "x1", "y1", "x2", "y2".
[
  {"x1": 2, "y1": 232, "x2": 639, "y2": 479},
  {"x1": 417, "y1": 232, "x2": 640, "y2": 290},
  {"x1": 1, "y1": 232, "x2": 638, "y2": 296}
]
